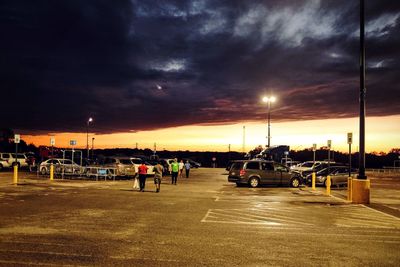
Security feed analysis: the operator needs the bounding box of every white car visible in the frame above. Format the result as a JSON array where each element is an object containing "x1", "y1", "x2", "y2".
[
  {"x1": 102, "y1": 157, "x2": 136, "y2": 177},
  {"x1": 39, "y1": 158, "x2": 83, "y2": 175},
  {"x1": 0, "y1": 153, "x2": 28, "y2": 168},
  {"x1": 0, "y1": 158, "x2": 11, "y2": 170},
  {"x1": 130, "y1": 158, "x2": 155, "y2": 176}
]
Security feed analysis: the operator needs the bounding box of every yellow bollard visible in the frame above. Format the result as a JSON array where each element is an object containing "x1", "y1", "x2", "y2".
[
  {"x1": 326, "y1": 175, "x2": 331, "y2": 195},
  {"x1": 347, "y1": 177, "x2": 352, "y2": 201},
  {"x1": 13, "y1": 165, "x2": 18, "y2": 185},
  {"x1": 50, "y1": 164, "x2": 54, "y2": 181},
  {"x1": 311, "y1": 172, "x2": 316, "y2": 190}
]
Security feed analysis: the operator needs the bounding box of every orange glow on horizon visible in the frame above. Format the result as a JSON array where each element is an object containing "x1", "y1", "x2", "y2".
[{"x1": 22, "y1": 115, "x2": 400, "y2": 153}]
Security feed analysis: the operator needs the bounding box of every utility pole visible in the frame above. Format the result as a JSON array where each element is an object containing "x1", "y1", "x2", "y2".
[
  {"x1": 358, "y1": 0, "x2": 367, "y2": 179},
  {"x1": 242, "y1": 126, "x2": 246, "y2": 153}
]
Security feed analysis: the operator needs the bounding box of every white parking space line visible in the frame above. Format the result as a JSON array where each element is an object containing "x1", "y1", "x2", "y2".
[
  {"x1": 202, "y1": 203, "x2": 400, "y2": 229},
  {"x1": 0, "y1": 249, "x2": 92, "y2": 257},
  {"x1": 0, "y1": 260, "x2": 89, "y2": 267},
  {"x1": 1, "y1": 240, "x2": 76, "y2": 247}
]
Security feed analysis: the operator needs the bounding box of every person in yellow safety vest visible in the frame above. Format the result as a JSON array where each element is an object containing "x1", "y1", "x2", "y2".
[{"x1": 170, "y1": 158, "x2": 179, "y2": 185}]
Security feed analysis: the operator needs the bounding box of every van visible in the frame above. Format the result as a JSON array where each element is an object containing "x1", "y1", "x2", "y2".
[{"x1": 228, "y1": 160, "x2": 302, "y2": 188}]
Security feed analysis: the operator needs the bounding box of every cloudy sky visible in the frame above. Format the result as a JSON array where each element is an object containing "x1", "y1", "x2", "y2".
[{"x1": 1, "y1": 0, "x2": 399, "y2": 151}]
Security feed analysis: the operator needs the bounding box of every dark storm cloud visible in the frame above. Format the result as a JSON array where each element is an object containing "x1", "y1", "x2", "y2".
[{"x1": 1, "y1": 0, "x2": 399, "y2": 134}]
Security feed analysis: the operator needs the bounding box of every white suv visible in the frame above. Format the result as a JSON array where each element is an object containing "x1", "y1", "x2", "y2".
[
  {"x1": 0, "y1": 158, "x2": 11, "y2": 170},
  {"x1": 0, "y1": 153, "x2": 28, "y2": 168}
]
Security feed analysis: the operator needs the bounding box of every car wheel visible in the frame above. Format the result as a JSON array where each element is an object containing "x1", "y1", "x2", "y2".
[
  {"x1": 249, "y1": 177, "x2": 259, "y2": 188},
  {"x1": 40, "y1": 167, "x2": 47, "y2": 175},
  {"x1": 290, "y1": 177, "x2": 300, "y2": 188}
]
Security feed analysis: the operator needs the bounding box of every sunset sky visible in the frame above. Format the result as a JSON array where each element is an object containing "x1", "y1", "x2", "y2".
[{"x1": 2, "y1": 0, "x2": 399, "y2": 153}]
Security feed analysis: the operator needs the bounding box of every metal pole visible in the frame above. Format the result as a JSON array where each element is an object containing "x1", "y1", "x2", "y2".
[
  {"x1": 267, "y1": 102, "x2": 271, "y2": 148},
  {"x1": 328, "y1": 148, "x2": 331, "y2": 170},
  {"x1": 358, "y1": 0, "x2": 367, "y2": 179},
  {"x1": 92, "y1": 137, "x2": 95, "y2": 160},
  {"x1": 349, "y1": 144, "x2": 352, "y2": 177},
  {"x1": 15, "y1": 143, "x2": 18, "y2": 165},
  {"x1": 86, "y1": 122, "x2": 89, "y2": 159},
  {"x1": 242, "y1": 126, "x2": 245, "y2": 153}
]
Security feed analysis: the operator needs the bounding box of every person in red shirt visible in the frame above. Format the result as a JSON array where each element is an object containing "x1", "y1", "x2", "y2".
[{"x1": 138, "y1": 163, "x2": 148, "y2": 192}]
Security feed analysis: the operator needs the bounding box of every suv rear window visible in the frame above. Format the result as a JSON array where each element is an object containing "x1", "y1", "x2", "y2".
[
  {"x1": 246, "y1": 162, "x2": 260, "y2": 170},
  {"x1": 230, "y1": 162, "x2": 244, "y2": 170}
]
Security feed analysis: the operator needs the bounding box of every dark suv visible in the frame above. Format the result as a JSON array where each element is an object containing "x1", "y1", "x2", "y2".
[{"x1": 228, "y1": 160, "x2": 302, "y2": 188}]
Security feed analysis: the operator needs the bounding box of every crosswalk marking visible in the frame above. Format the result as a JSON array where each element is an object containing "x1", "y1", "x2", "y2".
[{"x1": 202, "y1": 203, "x2": 400, "y2": 229}]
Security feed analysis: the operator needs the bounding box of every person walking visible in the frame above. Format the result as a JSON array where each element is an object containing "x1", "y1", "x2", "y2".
[
  {"x1": 184, "y1": 160, "x2": 191, "y2": 178},
  {"x1": 178, "y1": 159, "x2": 184, "y2": 178},
  {"x1": 171, "y1": 158, "x2": 179, "y2": 185},
  {"x1": 153, "y1": 162, "x2": 163, "y2": 193},
  {"x1": 138, "y1": 162, "x2": 148, "y2": 192}
]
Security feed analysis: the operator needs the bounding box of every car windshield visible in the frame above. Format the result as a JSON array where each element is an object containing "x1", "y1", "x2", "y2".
[
  {"x1": 61, "y1": 159, "x2": 74, "y2": 164},
  {"x1": 301, "y1": 162, "x2": 314, "y2": 168},
  {"x1": 131, "y1": 159, "x2": 142, "y2": 164},
  {"x1": 119, "y1": 159, "x2": 132, "y2": 164},
  {"x1": 318, "y1": 167, "x2": 337, "y2": 175}
]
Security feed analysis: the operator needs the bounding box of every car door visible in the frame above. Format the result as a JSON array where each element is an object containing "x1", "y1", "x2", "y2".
[
  {"x1": 333, "y1": 168, "x2": 350, "y2": 185},
  {"x1": 274, "y1": 163, "x2": 291, "y2": 185},
  {"x1": 260, "y1": 162, "x2": 277, "y2": 185}
]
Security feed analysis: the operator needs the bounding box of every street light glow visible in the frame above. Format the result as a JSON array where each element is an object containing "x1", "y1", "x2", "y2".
[
  {"x1": 88, "y1": 117, "x2": 93, "y2": 123},
  {"x1": 262, "y1": 96, "x2": 276, "y2": 103}
]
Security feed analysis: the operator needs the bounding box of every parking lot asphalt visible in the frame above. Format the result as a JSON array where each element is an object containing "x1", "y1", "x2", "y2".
[{"x1": 0, "y1": 168, "x2": 399, "y2": 266}]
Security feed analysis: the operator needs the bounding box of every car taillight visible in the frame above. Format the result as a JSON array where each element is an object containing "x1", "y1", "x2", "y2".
[{"x1": 240, "y1": 169, "x2": 246, "y2": 176}]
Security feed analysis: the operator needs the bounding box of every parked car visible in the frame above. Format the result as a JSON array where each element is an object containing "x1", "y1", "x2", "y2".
[
  {"x1": 102, "y1": 157, "x2": 136, "y2": 177},
  {"x1": 291, "y1": 161, "x2": 339, "y2": 178},
  {"x1": 159, "y1": 158, "x2": 176, "y2": 174},
  {"x1": 306, "y1": 166, "x2": 357, "y2": 187},
  {"x1": 0, "y1": 158, "x2": 11, "y2": 170},
  {"x1": 0, "y1": 152, "x2": 28, "y2": 168},
  {"x1": 130, "y1": 157, "x2": 155, "y2": 176},
  {"x1": 226, "y1": 160, "x2": 234, "y2": 171},
  {"x1": 39, "y1": 158, "x2": 84, "y2": 175},
  {"x1": 228, "y1": 160, "x2": 303, "y2": 188},
  {"x1": 183, "y1": 158, "x2": 201, "y2": 168},
  {"x1": 158, "y1": 159, "x2": 172, "y2": 175}
]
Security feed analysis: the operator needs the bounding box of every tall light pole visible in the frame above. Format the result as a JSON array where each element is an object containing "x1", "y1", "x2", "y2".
[
  {"x1": 262, "y1": 96, "x2": 276, "y2": 148},
  {"x1": 358, "y1": 0, "x2": 367, "y2": 180},
  {"x1": 86, "y1": 117, "x2": 93, "y2": 159},
  {"x1": 91, "y1": 137, "x2": 95, "y2": 160}
]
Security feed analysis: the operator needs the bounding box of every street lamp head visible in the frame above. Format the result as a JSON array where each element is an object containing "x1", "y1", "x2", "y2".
[
  {"x1": 262, "y1": 96, "x2": 277, "y2": 103},
  {"x1": 88, "y1": 117, "x2": 93, "y2": 124}
]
